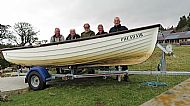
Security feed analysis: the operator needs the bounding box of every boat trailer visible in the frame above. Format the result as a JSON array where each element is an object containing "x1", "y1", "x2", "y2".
[{"x1": 24, "y1": 66, "x2": 130, "y2": 90}]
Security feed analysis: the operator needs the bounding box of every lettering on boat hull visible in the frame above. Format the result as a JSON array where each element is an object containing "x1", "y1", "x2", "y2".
[{"x1": 121, "y1": 33, "x2": 144, "y2": 42}]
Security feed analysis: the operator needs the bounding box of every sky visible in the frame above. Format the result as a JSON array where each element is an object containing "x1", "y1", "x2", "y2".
[{"x1": 0, "y1": 0, "x2": 190, "y2": 42}]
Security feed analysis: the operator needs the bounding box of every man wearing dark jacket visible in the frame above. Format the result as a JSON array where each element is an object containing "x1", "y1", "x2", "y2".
[
  {"x1": 66, "y1": 29, "x2": 80, "y2": 40},
  {"x1": 81, "y1": 23, "x2": 95, "y2": 38},
  {"x1": 109, "y1": 17, "x2": 128, "y2": 33},
  {"x1": 109, "y1": 17, "x2": 128, "y2": 71},
  {"x1": 96, "y1": 24, "x2": 108, "y2": 35}
]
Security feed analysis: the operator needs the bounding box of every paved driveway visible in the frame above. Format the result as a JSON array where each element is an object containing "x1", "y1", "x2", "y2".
[
  {"x1": 0, "y1": 76, "x2": 28, "y2": 92},
  {"x1": 141, "y1": 78, "x2": 190, "y2": 106}
]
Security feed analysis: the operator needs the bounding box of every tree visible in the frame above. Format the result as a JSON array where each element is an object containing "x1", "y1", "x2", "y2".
[
  {"x1": 176, "y1": 15, "x2": 187, "y2": 31},
  {"x1": 14, "y1": 22, "x2": 39, "y2": 46},
  {"x1": 0, "y1": 24, "x2": 12, "y2": 44},
  {"x1": 187, "y1": 13, "x2": 190, "y2": 27}
]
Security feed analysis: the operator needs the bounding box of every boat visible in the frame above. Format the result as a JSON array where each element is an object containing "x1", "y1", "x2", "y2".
[{"x1": 0, "y1": 24, "x2": 160, "y2": 67}]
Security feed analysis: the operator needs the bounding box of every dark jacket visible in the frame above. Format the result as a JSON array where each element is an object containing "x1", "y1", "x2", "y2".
[
  {"x1": 96, "y1": 31, "x2": 108, "y2": 35},
  {"x1": 66, "y1": 34, "x2": 80, "y2": 40},
  {"x1": 109, "y1": 24, "x2": 128, "y2": 33},
  {"x1": 81, "y1": 30, "x2": 95, "y2": 38}
]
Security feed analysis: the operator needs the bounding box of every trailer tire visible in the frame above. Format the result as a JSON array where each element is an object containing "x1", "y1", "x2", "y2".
[{"x1": 28, "y1": 71, "x2": 46, "y2": 91}]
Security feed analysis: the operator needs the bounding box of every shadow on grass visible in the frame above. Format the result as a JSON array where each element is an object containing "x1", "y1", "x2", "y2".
[
  {"x1": 47, "y1": 77, "x2": 131, "y2": 88},
  {"x1": 46, "y1": 75, "x2": 187, "y2": 90}
]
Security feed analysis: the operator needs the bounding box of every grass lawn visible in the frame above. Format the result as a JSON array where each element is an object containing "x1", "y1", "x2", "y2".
[
  {"x1": 1, "y1": 46, "x2": 190, "y2": 106},
  {"x1": 1, "y1": 76, "x2": 189, "y2": 106},
  {"x1": 129, "y1": 46, "x2": 190, "y2": 71}
]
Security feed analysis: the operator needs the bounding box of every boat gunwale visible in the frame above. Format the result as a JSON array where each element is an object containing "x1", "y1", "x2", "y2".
[{"x1": 1, "y1": 24, "x2": 160, "y2": 51}]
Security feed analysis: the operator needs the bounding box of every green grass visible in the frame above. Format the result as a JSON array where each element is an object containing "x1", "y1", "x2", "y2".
[
  {"x1": 1, "y1": 76, "x2": 189, "y2": 106},
  {"x1": 1, "y1": 46, "x2": 190, "y2": 106},
  {"x1": 129, "y1": 46, "x2": 190, "y2": 71}
]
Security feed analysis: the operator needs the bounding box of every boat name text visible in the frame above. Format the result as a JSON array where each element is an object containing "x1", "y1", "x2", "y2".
[{"x1": 121, "y1": 33, "x2": 143, "y2": 42}]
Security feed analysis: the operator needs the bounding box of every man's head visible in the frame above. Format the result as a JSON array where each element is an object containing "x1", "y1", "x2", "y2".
[
  {"x1": 54, "y1": 28, "x2": 60, "y2": 37},
  {"x1": 98, "y1": 24, "x2": 104, "y2": 33},
  {"x1": 70, "y1": 29, "x2": 76, "y2": 36},
  {"x1": 114, "y1": 17, "x2": 121, "y2": 26},
  {"x1": 83, "y1": 23, "x2": 90, "y2": 32}
]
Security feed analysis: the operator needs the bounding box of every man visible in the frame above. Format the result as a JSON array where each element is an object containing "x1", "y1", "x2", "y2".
[
  {"x1": 50, "y1": 28, "x2": 64, "y2": 43},
  {"x1": 80, "y1": 23, "x2": 95, "y2": 74},
  {"x1": 81, "y1": 23, "x2": 95, "y2": 38},
  {"x1": 109, "y1": 17, "x2": 128, "y2": 33},
  {"x1": 96, "y1": 24, "x2": 108, "y2": 35},
  {"x1": 50, "y1": 28, "x2": 64, "y2": 74},
  {"x1": 66, "y1": 29, "x2": 80, "y2": 40},
  {"x1": 109, "y1": 17, "x2": 128, "y2": 71},
  {"x1": 95, "y1": 24, "x2": 109, "y2": 71}
]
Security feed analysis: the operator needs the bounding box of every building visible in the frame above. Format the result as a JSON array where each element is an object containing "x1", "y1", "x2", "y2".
[{"x1": 157, "y1": 30, "x2": 190, "y2": 45}]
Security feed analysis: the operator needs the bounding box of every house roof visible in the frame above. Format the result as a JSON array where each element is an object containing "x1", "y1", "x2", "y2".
[{"x1": 158, "y1": 31, "x2": 190, "y2": 40}]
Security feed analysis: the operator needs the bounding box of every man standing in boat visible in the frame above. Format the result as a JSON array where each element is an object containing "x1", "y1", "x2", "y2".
[
  {"x1": 50, "y1": 28, "x2": 64, "y2": 43},
  {"x1": 96, "y1": 24, "x2": 108, "y2": 35},
  {"x1": 109, "y1": 17, "x2": 128, "y2": 71},
  {"x1": 66, "y1": 29, "x2": 80, "y2": 40},
  {"x1": 81, "y1": 23, "x2": 95, "y2": 38}
]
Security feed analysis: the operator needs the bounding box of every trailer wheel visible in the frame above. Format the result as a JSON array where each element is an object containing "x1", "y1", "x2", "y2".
[{"x1": 28, "y1": 71, "x2": 46, "y2": 91}]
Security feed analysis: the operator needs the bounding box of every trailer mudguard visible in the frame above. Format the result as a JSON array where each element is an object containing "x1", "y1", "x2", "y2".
[{"x1": 25, "y1": 66, "x2": 51, "y2": 83}]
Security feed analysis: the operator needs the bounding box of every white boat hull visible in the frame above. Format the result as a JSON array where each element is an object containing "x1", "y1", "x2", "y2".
[{"x1": 1, "y1": 24, "x2": 159, "y2": 66}]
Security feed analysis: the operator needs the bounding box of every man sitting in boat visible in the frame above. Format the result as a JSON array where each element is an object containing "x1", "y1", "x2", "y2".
[
  {"x1": 81, "y1": 23, "x2": 95, "y2": 38},
  {"x1": 66, "y1": 29, "x2": 80, "y2": 40},
  {"x1": 109, "y1": 17, "x2": 128, "y2": 71},
  {"x1": 96, "y1": 24, "x2": 108, "y2": 35},
  {"x1": 50, "y1": 28, "x2": 64, "y2": 43}
]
